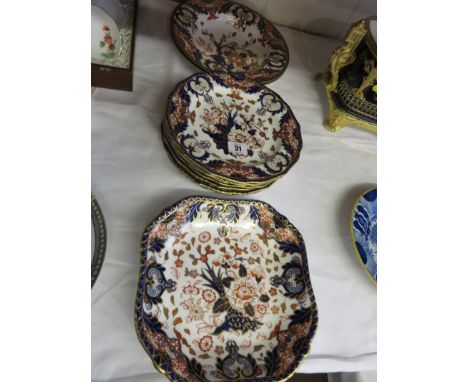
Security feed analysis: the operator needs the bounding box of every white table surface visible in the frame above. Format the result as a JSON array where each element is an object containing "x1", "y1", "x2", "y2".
[{"x1": 91, "y1": 0, "x2": 377, "y2": 380}]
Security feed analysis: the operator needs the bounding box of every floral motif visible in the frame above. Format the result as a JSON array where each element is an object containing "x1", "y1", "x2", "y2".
[
  {"x1": 135, "y1": 196, "x2": 318, "y2": 382},
  {"x1": 202, "y1": 288, "x2": 217, "y2": 303},
  {"x1": 99, "y1": 25, "x2": 117, "y2": 58},
  {"x1": 171, "y1": 0, "x2": 289, "y2": 83},
  {"x1": 182, "y1": 298, "x2": 206, "y2": 322},
  {"x1": 198, "y1": 335, "x2": 213, "y2": 352},
  {"x1": 214, "y1": 345, "x2": 224, "y2": 356},
  {"x1": 199, "y1": 231, "x2": 211, "y2": 243},
  {"x1": 183, "y1": 284, "x2": 200, "y2": 296},
  {"x1": 257, "y1": 304, "x2": 267, "y2": 315}
]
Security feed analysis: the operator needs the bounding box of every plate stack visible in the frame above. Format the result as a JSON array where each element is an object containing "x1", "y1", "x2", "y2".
[
  {"x1": 162, "y1": 73, "x2": 302, "y2": 194},
  {"x1": 162, "y1": 0, "x2": 301, "y2": 194}
]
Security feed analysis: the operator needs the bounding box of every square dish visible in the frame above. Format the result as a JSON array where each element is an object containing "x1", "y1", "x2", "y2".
[{"x1": 135, "y1": 196, "x2": 318, "y2": 381}]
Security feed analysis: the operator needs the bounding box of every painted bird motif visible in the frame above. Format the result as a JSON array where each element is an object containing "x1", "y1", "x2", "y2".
[
  {"x1": 200, "y1": 263, "x2": 262, "y2": 335},
  {"x1": 204, "y1": 110, "x2": 241, "y2": 156}
]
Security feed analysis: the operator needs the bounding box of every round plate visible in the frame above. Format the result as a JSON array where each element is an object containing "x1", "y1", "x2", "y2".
[
  {"x1": 165, "y1": 72, "x2": 302, "y2": 186},
  {"x1": 92, "y1": 193, "x2": 107, "y2": 287},
  {"x1": 91, "y1": 5, "x2": 122, "y2": 61},
  {"x1": 351, "y1": 188, "x2": 377, "y2": 284},
  {"x1": 171, "y1": 0, "x2": 289, "y2": 83},
  {"x1": 161, "y1": 120, "x2": 277, "y2": 194},
  {"x1": 135, "y1": 196, "x2": 318, "y2": 381}
]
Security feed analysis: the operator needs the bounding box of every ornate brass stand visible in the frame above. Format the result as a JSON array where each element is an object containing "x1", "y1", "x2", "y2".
[{"x1": 324, "y1": 17, "x2": 377, "y2": 133}]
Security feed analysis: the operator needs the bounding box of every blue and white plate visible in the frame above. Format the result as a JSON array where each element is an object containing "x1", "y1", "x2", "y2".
[{"x1": 351, "y1": 188, "x2": 377, "y2": 284}]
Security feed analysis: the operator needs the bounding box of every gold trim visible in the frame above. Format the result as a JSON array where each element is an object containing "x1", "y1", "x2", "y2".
[
  {"x1": 349, "y1": 187, "x2": 377, "y2": 286},
  {"x1": 162, "y1": 124, "x2": 275, "y2": 194},
  {"x1": 161, "y1": 118, "x2": 279, "y2": 187},
  {"x1": 323, "y1": 17, "x2": 377, "y2": 133},
  {"x1": 325, "y1": 19, "x2": 368, "y2": 93},
  {"x1": 323, "y1": 84, "x2": 377, "y2": 133}
]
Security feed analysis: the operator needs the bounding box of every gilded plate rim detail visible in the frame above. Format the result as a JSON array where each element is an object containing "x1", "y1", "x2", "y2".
[{"x1": 92, "y1": 193, "x2": 107, "y2": 288}]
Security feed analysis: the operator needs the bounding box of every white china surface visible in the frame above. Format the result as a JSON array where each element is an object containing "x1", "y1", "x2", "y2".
[
  {"x1": 92, "y1": 0, "x2": 125, "y2": 29},
  {"x1": 92, "y1": 1, "x2": 376, "y2": 380},
  {"x1": 91, "y1": 5, "x2": 122, "y2": 61}
]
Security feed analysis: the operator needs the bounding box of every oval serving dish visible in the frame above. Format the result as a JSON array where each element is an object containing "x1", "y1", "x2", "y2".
[
  {"x1": 135, "y1": 196, "x2": 318, "y2": 381},
  {"x1": 351, "y1": 188, "x2": 377, "y2": 284},
  {"x1": 171, "y1": 0, "x2": 289, "y2": 83},
  {"x1": 164, "y1": 72, "x2": 302, "y2": 192}
]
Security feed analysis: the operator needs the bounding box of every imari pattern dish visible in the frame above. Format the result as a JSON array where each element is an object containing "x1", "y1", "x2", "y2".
[
  {"x1": 135, "y1": 196, "x2": 318, "y2": 381},
  {"x1": 92, "y1": 193, "x2": 107, "y2": 287},
  {"x1": 351, "y1": 188, "x2": 377, "y2": 284},
  {"x1": 163, "y1": 72, "x2": 302, "y2": 194},
  {"x1": 171, "y1": 0, "x2": 289, "y2": 83}
]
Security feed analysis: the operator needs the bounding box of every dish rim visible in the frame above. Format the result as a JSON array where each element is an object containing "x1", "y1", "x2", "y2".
[
  {"x1": 91, "y1": 193, "x2": 107, "y2": 287},
  {"x1": 350, "y1": 187, "x2": 377, "y2": 286},
  {"x1": 161, "y1": 126, "x2": 276, "y2": 195}
]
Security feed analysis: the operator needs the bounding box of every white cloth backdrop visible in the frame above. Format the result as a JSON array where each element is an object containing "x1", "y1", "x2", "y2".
[
  {"x1": 173, "y1": 0, "x2": 377, "y2": 40},
  {"x1": 92, "y1": 0, "x2": 377, "y2": 380}
]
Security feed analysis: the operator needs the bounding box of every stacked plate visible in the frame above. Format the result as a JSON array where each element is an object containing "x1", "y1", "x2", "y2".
[
  {"x1": 170, "y1": 0, "x2": 289, "y2": 84},
  {"x1": 162, "y1": 72, "x2": 302, "y2": 194}
]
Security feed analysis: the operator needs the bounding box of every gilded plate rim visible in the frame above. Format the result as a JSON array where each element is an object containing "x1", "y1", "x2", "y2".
[{"x1": 350, "y1": 187, "x2": 377, "y2": 285}]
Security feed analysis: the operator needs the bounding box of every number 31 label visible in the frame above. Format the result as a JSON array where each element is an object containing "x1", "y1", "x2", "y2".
[{"x1": 228, "y1": 141, "x2": 248, "y2": 156}]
